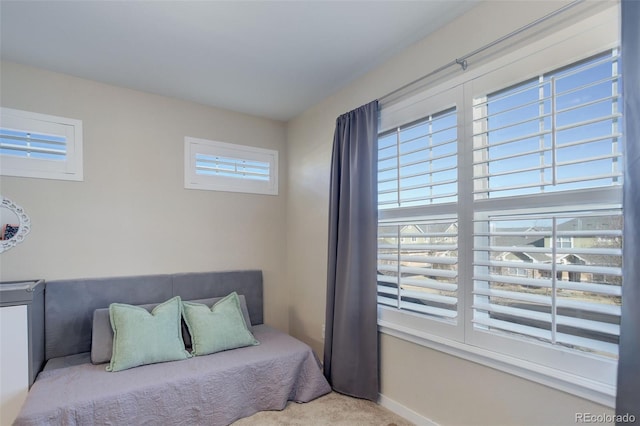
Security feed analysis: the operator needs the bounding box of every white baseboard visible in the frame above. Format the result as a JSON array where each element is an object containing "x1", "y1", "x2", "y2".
[{"x1": 378, "y1": 393, "x2": 439, "y2": 426}]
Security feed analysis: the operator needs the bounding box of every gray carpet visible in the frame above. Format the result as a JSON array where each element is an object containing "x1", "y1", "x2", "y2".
[{"x1": 233, "y1": 392, "x2": 414, "y2": 426}]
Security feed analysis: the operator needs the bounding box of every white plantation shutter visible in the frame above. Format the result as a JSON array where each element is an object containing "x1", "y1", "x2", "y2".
[
  {"x1": 464, "y1": 47, "x2": 623, "y2": 389},
  {"x1": 184, "y1": 137, "x2": 278, "y2": 195},
  {"x1": 0, "y1": 129, "x2": 67, "y2": 160},
  {"x1": 473, "y1": 210, "x2": 622, "y2": 358},
  {"x1": 472, "y1": 50, "x2": 622, "y2": 199},
  {"x1": 195, "y1": 154, "x2": 271, "y2": 182},
  {"x1": 0, "y1": 107, "x2": 83, "y2": 181},
  {"x1": 377, "y1": 100, "x2": 460, "y2": 328},
  {"x1": 378, "y1": 107, "x2": 458, "y2": 209},
  {"x1": 378, "y1": 218, "x2": 458, "y2": 320}
]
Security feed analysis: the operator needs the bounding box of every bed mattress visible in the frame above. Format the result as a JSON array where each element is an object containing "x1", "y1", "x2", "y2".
[{"x1": 14, "y1": 325, "x2": 331, "y2": 426}]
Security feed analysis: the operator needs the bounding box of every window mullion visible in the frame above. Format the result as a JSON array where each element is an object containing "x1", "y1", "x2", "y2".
[
  {"x1": 395, "y1": 128, "x2": 401, "y2": 207},
  {"x1": 538, "y1": 76, "x2": 546, "y2": 191},
  {"x1": 550, "y1": 75, "x2": 557, "y2": 186},
  {"x1": 551, "y1": 216, "x2": 558, "y2": 344},
  {"x1": 428, "y1": 117, "x2": 434, "y2": 204},
  {"x1": 458, "y1": 83, "x2": 474, "y2": 339},
  {"x1": 396, "y1": 225, "x2": 401, "y2": 310},
  {"x1": 611, "y1": 48, "x2": 620, "y2": 185}
]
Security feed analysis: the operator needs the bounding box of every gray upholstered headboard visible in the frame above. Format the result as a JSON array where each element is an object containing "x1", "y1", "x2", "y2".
[{"x1": 44, "y1": 270, "x2": 263, "y2": 361}]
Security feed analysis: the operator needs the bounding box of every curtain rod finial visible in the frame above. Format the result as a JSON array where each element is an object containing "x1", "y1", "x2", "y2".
[{"x1": 456, "y1": 58, "x2": 468, "y2": 71}]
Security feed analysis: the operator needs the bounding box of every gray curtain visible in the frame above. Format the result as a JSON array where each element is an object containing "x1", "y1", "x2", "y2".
[
  {"x1": 324, "y1": 100, "x2": 379, "y2": 401},
  {"x1": 616, "y1": 0, "x2": 639, "y2": 420}
]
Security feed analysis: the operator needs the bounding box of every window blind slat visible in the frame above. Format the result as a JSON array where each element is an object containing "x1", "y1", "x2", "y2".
[
  {"x1": 473, "y1": 287, "x2": 551, "y2": 305},
  {"x1": 399, "y1": 135, "x2": 457, "y2": 152},
  {"x1": 377, "y1": 164, "x2": 457, "y2": 183},
  {"x1": 473, "y1": 302, "x2": 551, "y2": 323},
  {"x1": 399, "y1": 254, "x2": 458, "y2": 265},
  {"x1": 1, "y1": 134, "x2": 66, "y2": 147},
  {"x1": 473, "y1": 147, "x2": 553, "y2": 166},
  {"x1": 554, "y1": 333, "x2": 618, "y2": 356},
  {"x1": 556, "y1": 315, "x2": 619, "y2": 336},
  {"x1": 378, "y1": 253, "x2": 458, "y2": 265},
  {"x1": 474, "y1": 245, "x2": 621, "y2": 256},
  {"x1": 475, "y1": 273, "x2": 621, "y2": 296},
  {"x1": 474, "y1": 273, "x2": 552, "y2": 289},
  {"x1": 472, "y1": 130, "x2": 552, "y2": 152},
  {"x1": 400, "y1": 300, "x2": 458, "y2": 318},
  {"x1": 401, "y1": 289, "x2": 457, "y2": 306},
  {"x1": 398, "y1": 265, "x2": 458, "y2": 279},
  {"x1": 473, "y1": 317, "x2": 551, "y2": 340},
  {"x1": 196, "y1": 166, "x2": 269, "y2": 178},
  {"x1": 401, "y1": 278, "x2": 458, "y2": 292},
  {"x1": 378, "y1": 296, "x2": 398, "y2": 308},
  {"x1": 0, "y1": 144, "x2": 66, "y2": 157}
]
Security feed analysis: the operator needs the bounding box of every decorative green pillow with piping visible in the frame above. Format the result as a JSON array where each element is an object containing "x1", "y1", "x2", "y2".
[
  {"x1": 183, "y1": 292, "x2": 259, "y2": 356},
  {"x1": 107, "y1": 296, "x2": 191, "y2": 372}
]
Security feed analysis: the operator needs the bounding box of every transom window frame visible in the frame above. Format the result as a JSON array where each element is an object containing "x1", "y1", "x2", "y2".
[
  {"x1": 184, "y1": 136, "x2": 278, "y2": 196},
  {"x1": 0, "y1": 107, "x2": 84, "y2": 181},
  {"x1": 377, "y1": 6, "x2": 620, "y2": 407}
]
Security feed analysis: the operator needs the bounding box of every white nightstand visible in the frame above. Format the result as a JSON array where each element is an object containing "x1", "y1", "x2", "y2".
[{"x1": 0, "y1": 280, "x2": 44, "y2": 426}]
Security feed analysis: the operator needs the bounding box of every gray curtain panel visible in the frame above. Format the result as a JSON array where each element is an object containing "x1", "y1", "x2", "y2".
[
  {"x1": 616, "y1": 0, "x2": 640, "y2": 421},
  {"x1": 324, "y1": 100, "x2": 379, "y2": 401}
]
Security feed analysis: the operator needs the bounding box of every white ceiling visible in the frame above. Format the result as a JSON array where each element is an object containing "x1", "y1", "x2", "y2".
[{"x1": 0, "y1": 1, "x2": 477, "y2": 121}]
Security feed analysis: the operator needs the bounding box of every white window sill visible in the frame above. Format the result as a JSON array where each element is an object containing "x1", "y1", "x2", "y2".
[{"x1": 378, "y1": 320, "x2": 616, "y2": 408}]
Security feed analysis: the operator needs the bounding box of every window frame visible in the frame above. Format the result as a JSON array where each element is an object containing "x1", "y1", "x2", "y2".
[
  {"x1": 184, "y1": 136, "x2": 278, "y2": 196},
  {"x1": 378, "y1": 84, "x2": 465, "y2": 343},
  {"x1": 377, "y1": 5, "x2": 620, "y2": 407},
  {"x1": 0, "y1": 107, "x2": 83, "y2": 181}
]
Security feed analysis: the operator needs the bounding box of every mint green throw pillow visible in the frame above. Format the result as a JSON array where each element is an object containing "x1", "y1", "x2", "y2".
[
  {"x1": 107, "y1": 296, "x2": 191, "y2": 372},
  {"x1": 183, "y1": 292, "x2": 259, "y2": 356}
]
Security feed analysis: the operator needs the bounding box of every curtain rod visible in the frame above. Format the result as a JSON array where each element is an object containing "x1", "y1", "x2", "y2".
[{"x1": 379, "y1": 0, "x2": 585, "y2": 105}]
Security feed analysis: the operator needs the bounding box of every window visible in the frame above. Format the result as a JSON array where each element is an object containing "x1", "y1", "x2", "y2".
[
  {"x1": 378, "y1": 107, "x2": 458, "y2": 209},
  {"x1": 184, "y1": 137, "x2": 278, "y2": 195},
  {"x1": 378, "y1": 102, "x2": 461, "y2": 336},
  {"x1": 471, "y1": 49, "x2": 622, "y2": 369},
  {"x1": 556, "y1": 237, "x2": 573, "y2": 249},
  {"x1": 377, "y1": 7, "x2": 620, "y2": 405},
  {"x1": 472, "y1": 51, "x2": 622, "y2": 200},
  {"x1": 0, "y1": 108, "x2": 83, "y2": 181},
  {"x1": 378, "y1": 219, "x2": 459, "y2": 320},
  {"x1": 378, "y1": 84, "x2": 465, "y2": 341},
  {"x1": 473, "y1": 210, "x2": 622, "y2": 359}
]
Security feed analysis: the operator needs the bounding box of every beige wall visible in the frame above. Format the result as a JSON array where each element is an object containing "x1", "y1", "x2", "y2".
[
  {"x1": 286, "y1": 1, "x2": 614, "y2": 424},
  {"x1": 0, "y1": 61, "x2": 289, "y2": 331},
  {"x1": 381, "y1": 334, "x2": 612, "y2": 426}
]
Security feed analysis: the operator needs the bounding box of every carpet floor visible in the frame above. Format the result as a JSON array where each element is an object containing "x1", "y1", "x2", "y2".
[{"x1": 233, "y1": 392, "x2": 414, "y2": 426}]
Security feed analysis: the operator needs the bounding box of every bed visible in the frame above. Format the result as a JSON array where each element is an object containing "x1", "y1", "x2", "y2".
[{"x1": 13, "y1": 270, "x2": 331, "y2": 425}]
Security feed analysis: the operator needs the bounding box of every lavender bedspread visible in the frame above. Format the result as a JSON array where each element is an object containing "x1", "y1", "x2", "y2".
[{"x1": 14, "y1": 325, "x2": 331, "y2": 426}]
